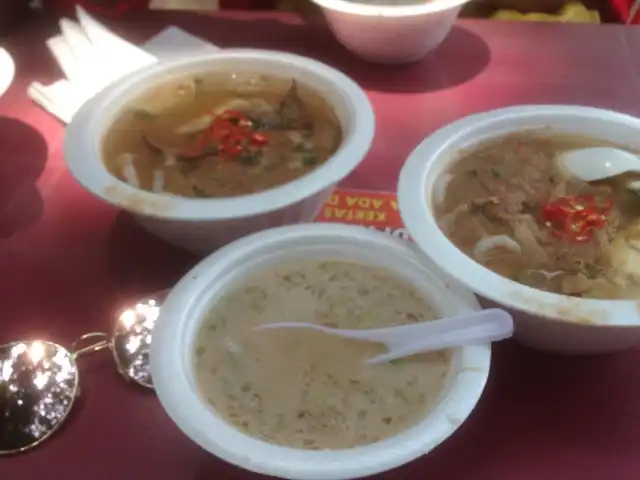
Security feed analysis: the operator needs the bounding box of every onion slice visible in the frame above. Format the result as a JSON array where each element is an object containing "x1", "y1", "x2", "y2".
[
  {"x1": 120, "y1": 153, "x2": 140, "y2": 188},
  {"x1": 473, "y1": 235, "x2": 522, "y2": 263},
  {"x1": 176, "y1": 115, "x2": 214, "y2": 135},
  {"x1": 163, "y1": 151, "x2": 177, "y2": 166},
  {"x1": 433, "y1": 172, "x2": 453, "y2": 205},
  {"x1": 151, "y1": 169, "x2": 165, "y2": 193}
]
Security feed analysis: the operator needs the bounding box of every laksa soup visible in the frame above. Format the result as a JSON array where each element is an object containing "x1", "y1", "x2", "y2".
[
  {"x1": 436, "y1": 130, "x2": 640, "y2": 300},
  {"x1": 101, "y1": 72, "x2": 342, "y2": 198},
  {"x1": 193, "y1": 260, "x2": 452, "y2": 450}
]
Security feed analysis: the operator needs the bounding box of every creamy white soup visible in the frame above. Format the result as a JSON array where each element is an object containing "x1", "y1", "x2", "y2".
[{"x1": 193, "y1": 260, "x2": 452, "y2": 450}]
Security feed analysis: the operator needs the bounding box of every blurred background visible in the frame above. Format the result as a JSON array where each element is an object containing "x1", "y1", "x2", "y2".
[{"x1": 1, "y1": 0, "x2": 637, "y2": 38}]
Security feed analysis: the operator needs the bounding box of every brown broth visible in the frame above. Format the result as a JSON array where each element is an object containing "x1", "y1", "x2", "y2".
[
  {"x1": 436, "y1": 130, "x2": 640, "y2": 299},
  {"x1": 101, "y1": 72, "x2": 342, "y2": 198}
]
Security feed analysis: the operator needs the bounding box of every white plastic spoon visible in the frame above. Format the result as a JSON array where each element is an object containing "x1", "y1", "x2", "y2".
[
  {"x1": 255, "y1": 308, "x2": 514, "y2": 365},
  {"x1": 558, "y1": 147, "x2": 640, "y2": 182}
]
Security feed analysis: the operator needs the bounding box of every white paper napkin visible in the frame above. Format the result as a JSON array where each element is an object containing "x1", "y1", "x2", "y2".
[{"x1": 27, "y1": 6, "x2": 220, "y2": 123}]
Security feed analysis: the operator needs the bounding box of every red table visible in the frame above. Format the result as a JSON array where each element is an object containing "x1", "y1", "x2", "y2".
[{"x1": 2, "y1": 11, "x2": 640, "y2": 480}]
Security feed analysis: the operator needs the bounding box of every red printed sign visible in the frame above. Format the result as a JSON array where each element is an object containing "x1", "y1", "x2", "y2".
[{"x1": 314, "y1": 188, "x2": 411, "y2": 242}]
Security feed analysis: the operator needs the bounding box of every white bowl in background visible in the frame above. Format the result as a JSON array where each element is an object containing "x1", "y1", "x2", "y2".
[
  {"x1": 64, "y1": 49, "x2": 375, "y2": 254},
  {"x1": 398, "y1": 105, "x2": 640, "y2": 355},
  {"x1": 310, "y1": 0, "x2": 470, "y2": 64},
  {"x1": 151, "y1": 223, "x2": 491, "y2": 480},
  {"x1": 0, "y1": 47, "x2": 15, "y2": 98}
]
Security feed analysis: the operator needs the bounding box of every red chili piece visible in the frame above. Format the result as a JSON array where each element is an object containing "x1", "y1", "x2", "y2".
[
  {"x1": 178, "y1": 109, "x2": 270, "y2": 159},
  {"x1": 540, "y1": 194, "x2": 612, "y2": 243},
  {"x1": 249, "y1": 132, "x2": 269, "y2": 146}
]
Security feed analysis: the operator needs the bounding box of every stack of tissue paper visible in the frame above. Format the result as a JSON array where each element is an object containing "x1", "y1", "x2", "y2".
[{"x1": 27, "y1": 6, "x2": 218, "y2": 123}]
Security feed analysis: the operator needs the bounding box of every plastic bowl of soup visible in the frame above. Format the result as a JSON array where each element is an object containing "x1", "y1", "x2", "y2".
[
  {"x1": 398, "y1": 105, "x2": 640, "y2": 355},
  {"x1": 310, "y1": 0, "x2": 470, "y2": 64},
  {"x1": 64, "y1": 49, "x2": 375, "y2": 254},
  {"x1": 150, "y1": 223, "x2": 490, "y2": 480}
]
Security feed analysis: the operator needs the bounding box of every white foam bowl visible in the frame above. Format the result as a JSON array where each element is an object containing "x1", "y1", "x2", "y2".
[
  {"x1": 310, "y1": 0, "x2": 471, "y2": 64},
  {"x1": 151, "y1": 223, "x2": 490, "y2": 480},
  {"x1": 398, "y1": 105, "x2": 640, "y2": 355},
  {"x1": 64, "y1": 49, "x2": 375, "y2": 254}
]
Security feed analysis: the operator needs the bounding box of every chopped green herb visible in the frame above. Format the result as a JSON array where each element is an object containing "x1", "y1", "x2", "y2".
[
  {"x1": 491, "y1": 168, "x2": 502, "y2": 179},
  {"x1": 237, "y1": 154, "x2": 260, "y2": 166},
  {"x1": 593, "y1": 194, "x2": 608, "y2": 204},
  {"x1": 191, "y1": 185, "x2": 208, "y2": 197},
  {"x1": 132, "y1": 108, "x2": 153, "y2": 120},
  {"x1": 249, "y1": 116, "x2": 268, "y2": 130},
  {"x1": 583, "y1": 262, "x2": 602, "y2": 279},
  {"x1": 228, "y1": 351, "x2": 240, "y2": 366},
  {"x1": 263, "y1": 163, "x2": 278, "y2": 171},
  {"x1": 393, "y1": 388, "x2": 409, "y2": 403},
  {"x1": 389, "y1": 359, "x2": 403, "y2": 366},
  {"x1": 302, "y1": 154, "x2": 318, "y2": 166},
  {"x1": 326, "y1": 374, "x2": 338, "y2": 385},
  {"x1": 294, "y1": 142, "x2": 308, "y2": 153},
  {"x1": 180, "y1": 158, "x2": 205, "y2": 175},
  {"x1": 196, "y1": 346, "x2": 206, "y2": 357}
]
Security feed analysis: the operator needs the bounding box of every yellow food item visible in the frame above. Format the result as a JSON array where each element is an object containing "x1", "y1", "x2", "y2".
[{"x1": 491, "y1": 2, "x2": 600, "y2": 23}]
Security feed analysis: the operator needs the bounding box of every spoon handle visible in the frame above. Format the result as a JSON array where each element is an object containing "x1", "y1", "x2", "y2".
[
  {"x1": 331, "y1": 308, "x2": 512, "y2": 344},
  {"x1": 366, "y1": 309, "x2": 514, "y2": 365},
  {"x1": 256, "y1": 309, "x2": 514, "y2": 353}
]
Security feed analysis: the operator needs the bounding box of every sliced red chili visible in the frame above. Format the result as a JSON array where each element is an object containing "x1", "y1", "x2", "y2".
[
  {"x1": 541, "y1": 203, "x2": 565, "y2": 225},
  {"x1": 250, "y1": 132, "x2": 270, "y2": 146},
  {"x1": 541, "y1": 194, "x2": 612, "y2": 243},
  {"x1": 565, "y1": 212, "x2": 589, "y2": 235},
  {"x1": 178, "y1": 131, "x2": 212, "y2": 158},
  {"x1": 549, "y1": 217, "x2": 591, "y2": 243},
  {"x1": 217, "y1": 110, "x2": 255, "y2": 132},
  {"x1": 183, "y1": 109, "x2": 269, "y2": 161},
  {"x1": 210, "y1": 119, "x2": 236, "y2": 140},
  {"x1": 221, "y1": 137, "x2": 244, "y2": 156}
]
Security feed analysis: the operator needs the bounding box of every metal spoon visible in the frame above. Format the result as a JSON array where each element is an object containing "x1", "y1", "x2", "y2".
[{"x1": 255, "y1": 308, "x2": 514, "y2": 365}]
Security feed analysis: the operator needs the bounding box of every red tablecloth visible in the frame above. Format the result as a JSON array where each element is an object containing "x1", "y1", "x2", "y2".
[{"x1": 2, "y1": 11, "x2": 640, "y2": 480}]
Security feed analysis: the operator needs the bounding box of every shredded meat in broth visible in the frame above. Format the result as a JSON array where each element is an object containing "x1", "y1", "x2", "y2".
[
  {"x1": 102, "y1": 73, "x2": 342, "y2": 198},
  {"x1": 436, "y1": 131, "x2": 640, "y2": 299}
]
